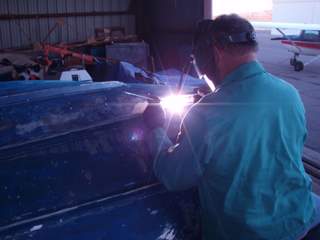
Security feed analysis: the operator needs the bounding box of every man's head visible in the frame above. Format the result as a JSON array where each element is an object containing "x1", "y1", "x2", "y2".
[{"x1": 193, "y1": 14, "x2": 258, "y2": 85}]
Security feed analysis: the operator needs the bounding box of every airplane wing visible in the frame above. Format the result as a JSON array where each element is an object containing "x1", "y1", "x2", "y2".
[
  {"x1": 251, "y1": 21, "x2": 305, "y2": 54},
  {"x1": 251, "y1": 21, "x2": 320, "y2": 31}
]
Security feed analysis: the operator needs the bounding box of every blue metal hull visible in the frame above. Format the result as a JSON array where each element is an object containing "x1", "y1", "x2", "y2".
[{"x1": 0, "y1": 81, "x2": 200, "y2": 239}]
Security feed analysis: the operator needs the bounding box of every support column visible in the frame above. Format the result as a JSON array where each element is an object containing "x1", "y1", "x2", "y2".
[{"x1": 204, "y1": 0, "x2": 213, "y2": 19}]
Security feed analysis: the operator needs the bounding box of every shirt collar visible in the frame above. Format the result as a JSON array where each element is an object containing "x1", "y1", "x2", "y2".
[{"x1": 218, "y1": 61, "x2": 266, "y2": 89}]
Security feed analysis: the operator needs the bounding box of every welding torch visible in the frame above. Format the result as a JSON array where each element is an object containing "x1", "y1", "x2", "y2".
[{"x1": 178, "y1": 54, "x2": 216, "y2": 93}]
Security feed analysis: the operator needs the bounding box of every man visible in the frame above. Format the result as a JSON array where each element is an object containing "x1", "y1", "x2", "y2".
[{"x1": 143, "y1": 14, "x2": 320, "y2": 239}]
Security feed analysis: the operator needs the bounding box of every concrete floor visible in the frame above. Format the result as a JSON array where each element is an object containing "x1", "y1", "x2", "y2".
[{"x1": 256, "y1": 31, "x2": 320, "y2": 154}]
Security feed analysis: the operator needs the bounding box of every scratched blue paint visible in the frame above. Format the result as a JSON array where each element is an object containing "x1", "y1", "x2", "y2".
[
  {"x1": 0, "y1": 80, "x2": 201, "y2": 239},
  {"x1": 0, "y1": 81, "x2": 81, "y2": 97},
  {"x1": 2, "y1": 185, "x2": 200, "y2": 240}
]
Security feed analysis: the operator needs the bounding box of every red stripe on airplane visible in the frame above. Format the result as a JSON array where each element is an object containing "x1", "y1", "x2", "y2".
[{"x1": 281, "y1": 40, "x2": 320, "y2": 50}]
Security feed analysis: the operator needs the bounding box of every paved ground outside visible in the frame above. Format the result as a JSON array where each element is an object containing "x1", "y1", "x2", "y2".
[{"x1": 256, "y1": 31, "x2": 320, "y2": 154}]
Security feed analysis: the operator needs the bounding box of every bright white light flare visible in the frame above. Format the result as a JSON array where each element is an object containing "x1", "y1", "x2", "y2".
[
  {"x1": 160, "y1": 94, "x2": 194, "y2": 115},
  {"x1": 203, "y1": 75, "x2": 216, "y2": 92}
]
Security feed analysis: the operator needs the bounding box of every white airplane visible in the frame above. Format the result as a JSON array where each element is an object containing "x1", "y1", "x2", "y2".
[{"x1": 252, "y1": 21, "x2": 320, "y2": 71}]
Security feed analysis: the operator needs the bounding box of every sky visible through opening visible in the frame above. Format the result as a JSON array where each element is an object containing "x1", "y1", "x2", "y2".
[{"x1": 212, "y1": 0, "x2": 272, "y2": 17}]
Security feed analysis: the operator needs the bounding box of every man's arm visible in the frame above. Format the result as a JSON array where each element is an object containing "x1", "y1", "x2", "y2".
[{"x1": 147, "y1": 108, "x2": 208, "y2": 191}]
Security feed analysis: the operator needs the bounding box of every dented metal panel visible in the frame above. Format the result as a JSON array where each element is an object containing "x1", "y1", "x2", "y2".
[
  {"x1": 0, "y1": 81, "x2": 154, "y2": 226},
  {"x1": 0, "y1": 81, "x2": 147, "y2": 149},
  {"x1": 1, "y1": 185, "x2": 200, "y2": 240},
  {"x1": 0, "y1": 80, "x2": 202, "y2": 240}
]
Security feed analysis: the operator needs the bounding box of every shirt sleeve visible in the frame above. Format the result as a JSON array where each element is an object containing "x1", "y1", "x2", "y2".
[{"x1": 147, "y1": 108, "x2": 208, "y2": 191}]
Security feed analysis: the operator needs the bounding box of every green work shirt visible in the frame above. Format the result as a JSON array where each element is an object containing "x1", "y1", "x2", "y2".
[{"x1": 148, "y1": 61, "x2": 315, "y2": 240}]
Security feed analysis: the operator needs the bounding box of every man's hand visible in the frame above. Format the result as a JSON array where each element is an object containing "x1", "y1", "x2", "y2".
[
  {"x1": 193, "y1": 84, "x2": 211, "y2": 102},
  {"x1": 143, "y1": 98, "x2": 166, "y2": 130}
]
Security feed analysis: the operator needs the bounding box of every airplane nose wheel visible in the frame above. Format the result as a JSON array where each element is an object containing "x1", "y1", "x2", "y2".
[
  {"x1": 290, "y1": 58, "x2": 304, "y2": 72},
  {"x1": 294, "y1": 61, "x2": 304, "y2": 72}
]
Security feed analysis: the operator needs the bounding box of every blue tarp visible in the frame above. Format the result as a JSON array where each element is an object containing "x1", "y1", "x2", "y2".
[
  {"x1": 87, "y1": 61, "x2": 204, "y2": 92},
  {"x1": 155, "y1": 68, "x2": 204, "y2": 89}
]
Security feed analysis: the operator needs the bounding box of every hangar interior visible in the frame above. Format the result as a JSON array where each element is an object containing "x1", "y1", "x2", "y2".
[
  {"x1": 1, "y1": 1, "x2": 320, "y2": 239},
  {"x1": 0, "y1": 1, "x2": 210, "y2": 239},
  {"x1": 0, "y1": 0, "x2": 212, "y2": 81}
]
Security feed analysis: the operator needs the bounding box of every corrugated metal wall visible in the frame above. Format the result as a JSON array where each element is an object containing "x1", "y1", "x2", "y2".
[{"x1": 0, "y1": 0, "x2": 135, "y2": 49}]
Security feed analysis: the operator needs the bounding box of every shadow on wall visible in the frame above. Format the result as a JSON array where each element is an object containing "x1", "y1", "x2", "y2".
[{"x1": 134, "y1": 0, "x2": 204, "y2": 70}]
